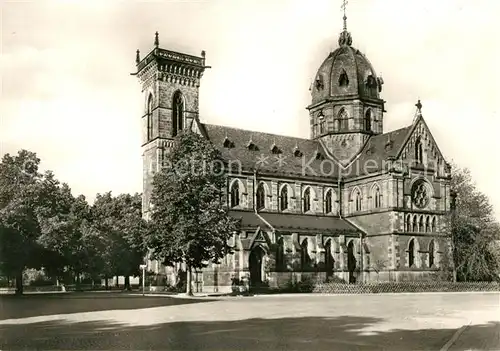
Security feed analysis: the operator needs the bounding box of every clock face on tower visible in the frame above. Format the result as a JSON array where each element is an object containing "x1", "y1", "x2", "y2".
[{"x1": 411, "y1": 180, "x2": 430, "y2": 208}]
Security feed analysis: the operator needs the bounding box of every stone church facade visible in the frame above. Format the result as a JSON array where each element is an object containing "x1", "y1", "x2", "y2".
[{"x1": 135, "y1": 21, "x2": 453, "y2": 293}]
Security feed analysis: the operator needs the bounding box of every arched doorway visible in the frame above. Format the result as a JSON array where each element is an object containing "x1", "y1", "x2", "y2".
[
  {"x1": 347, "y1": 241, "x2": 357, "y2": 284},
  {"x1": 249, "y1": 246, "x2": 266, "y2": 286}
]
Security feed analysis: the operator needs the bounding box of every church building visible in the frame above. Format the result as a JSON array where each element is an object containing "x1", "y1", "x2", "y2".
[{"x1": 135, "y1": 12, "x2": 453, "y2": 293}]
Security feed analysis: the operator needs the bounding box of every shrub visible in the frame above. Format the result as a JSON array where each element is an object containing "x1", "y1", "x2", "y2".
[{"x1": 312, "y1": 281, "x2": 500, "y2": 294}]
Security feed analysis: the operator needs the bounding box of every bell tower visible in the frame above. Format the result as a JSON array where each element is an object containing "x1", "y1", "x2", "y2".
[
  {"x1": 307, "y1": 4, "x2": 385, "y2": 167},
  {"x1": 134, "y1": 32, "x2": 208, "y2": 219}
]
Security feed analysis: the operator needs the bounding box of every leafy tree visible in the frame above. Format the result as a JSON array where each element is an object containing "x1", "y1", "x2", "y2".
[
  {"x1": 91, "y1": 192, "x2": 147, "y2": 290},
  {"x1": 0, "y1": 150, "x2": 43, "y2": 294},
  {"x1": 450, "y1": 164, "x2": 500, "y2": 281},
  {"x1": 148, "y1": 131, "x2": 239, "y2": 295},
  {"x1": 37, "y1": 186, "x2": 103, "y2": 287}
]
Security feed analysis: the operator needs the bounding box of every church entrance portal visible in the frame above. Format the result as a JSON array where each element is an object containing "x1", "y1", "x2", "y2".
[
  {"x1": 347, "y1": 241, "x2": 357, "y2": 284},
  {"x1": 249, "y1": 246, "x2": 266, "y2": 286}
]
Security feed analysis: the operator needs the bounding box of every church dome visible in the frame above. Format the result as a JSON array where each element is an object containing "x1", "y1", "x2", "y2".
[{"x1": 311, "y1": 23, "x2": 383, "y2": 105}]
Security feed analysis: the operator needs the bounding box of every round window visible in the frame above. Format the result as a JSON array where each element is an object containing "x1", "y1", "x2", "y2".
[{"x1": 411, "y1": 180, "x2": 429, "y2": 208}]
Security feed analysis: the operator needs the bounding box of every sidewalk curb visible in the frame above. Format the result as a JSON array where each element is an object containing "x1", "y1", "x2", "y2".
[{"x1": 440, "y1": 321, "x2": 471, "y2": 351}]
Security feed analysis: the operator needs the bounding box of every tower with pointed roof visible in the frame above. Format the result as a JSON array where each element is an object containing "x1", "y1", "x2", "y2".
[
  {"x1": 307, "y1": 4, "x2": 385, "y2": 167},
  {"x1": 134, "y1": 32, "x2": 208, "y2": 218}
]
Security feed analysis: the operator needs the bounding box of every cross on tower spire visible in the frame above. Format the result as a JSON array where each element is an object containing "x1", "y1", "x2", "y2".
[
  {"x1": 341, "y1": 0, "x2": 348, "y2": 31},
  {"x1": 338, "y1": 0, "x2": 352, "y2": 46}
]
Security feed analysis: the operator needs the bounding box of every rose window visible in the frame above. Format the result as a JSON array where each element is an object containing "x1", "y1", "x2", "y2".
[{"x1": 412, "y1": 180, "x2": 429, "y2": 208}]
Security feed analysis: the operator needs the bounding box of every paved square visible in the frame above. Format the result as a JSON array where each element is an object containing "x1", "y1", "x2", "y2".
[{"x1": 0, "y1": 292, "x2": 498, "y2": 350}]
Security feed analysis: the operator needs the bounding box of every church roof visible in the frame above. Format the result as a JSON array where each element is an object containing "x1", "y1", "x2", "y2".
[
  {"x1": 201, "y1": 122, "x2": 414, "y2": 179},
  {"x1": 344, "y1": 126, "x2": 413, "y2": 177},
  {"x1": 228, "y1": 210, "x2": 360, "y2": 234},
  {"x1": 202, "y1": 123, "x2": 342, "y2": 179}
]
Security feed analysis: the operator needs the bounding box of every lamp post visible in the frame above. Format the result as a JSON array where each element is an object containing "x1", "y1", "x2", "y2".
[{"x1": 139, "y1": 264, "x2": 147, "y2": 296}]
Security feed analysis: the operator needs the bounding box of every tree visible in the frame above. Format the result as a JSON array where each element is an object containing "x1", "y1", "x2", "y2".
[
  {"x1": 0, "y1": 150, "x2": 43, "y2": 294},
  {"x1": 91, "y1": 192, "x2": 147, "y2": 290},
  {"x1": 450, "y1": 164, "x2": 500, "y2": 281},
  {"x1": 147, "y1": 131, "x2": 239, "y2": 295},
  {"x1": 37, "y1": 185, "x2": 103, "y2": 288}
]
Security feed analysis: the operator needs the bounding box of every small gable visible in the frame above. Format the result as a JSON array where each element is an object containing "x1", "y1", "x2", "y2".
[{"x1": 397, "y1": 117, "x2": 446, "y2": 170}]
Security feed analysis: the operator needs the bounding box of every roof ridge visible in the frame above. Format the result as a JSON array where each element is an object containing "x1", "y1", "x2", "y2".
[{"x1": 202, "y1": 122, "x2": 312, "y2": 142}]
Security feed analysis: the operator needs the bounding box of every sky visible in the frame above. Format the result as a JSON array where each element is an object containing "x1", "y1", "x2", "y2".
[{"x1": 1, "y1": 0, "x2": 499, "y2": 219}]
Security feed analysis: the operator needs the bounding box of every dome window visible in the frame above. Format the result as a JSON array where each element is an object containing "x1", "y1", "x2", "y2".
[
  {"x1": 338, "y1": 69, "x2": 349, "y2": 87},
  {"x1": 315, "y1": 74, "x2": 324, "y2": 90},
  {"x1": 365, "y1": 74, "x2": 377, "y2": 88}
]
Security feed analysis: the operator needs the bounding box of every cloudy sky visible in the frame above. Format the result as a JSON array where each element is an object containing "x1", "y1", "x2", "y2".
[{"x1": 1, "y1": 0, "x2": 499, "y2": 218}]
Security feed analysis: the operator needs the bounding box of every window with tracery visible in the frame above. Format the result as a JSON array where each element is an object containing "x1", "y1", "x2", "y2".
[
  {"x1": 147, "y1": 94, "x2": 153, "y2": 141},
  {"x1": 338, "y1": 108, "x2": 349, "y2": 131},
  {"x1": 230, "y1": 181, "x2": 240, "y2": 207},
  {"x1": 256, "y1": 183, "x2": 266, "y2": 210},
  {"x1": 280, "y1": 186, "x2": 289, "y2": 211},
  {"x1": 415, "y1": 137, "x2": 423, "y2": 164},
  {"x1": 303, "y1": 188, "x2": 311, "y2": 212},
  {"x1": 172, "y1": 91, "x2": 184, "y2": 137},
  {"x1": 354, "y1": 189, "x2": 362, "y2": 211},
  {"x1": 325, "y1": 190, "x2": 333, "y2": 214}
]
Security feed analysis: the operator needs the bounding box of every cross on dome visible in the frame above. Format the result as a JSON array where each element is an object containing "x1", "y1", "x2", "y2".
[{"x1": 338, "y1": 0, "x2": 352, "y2": 46}]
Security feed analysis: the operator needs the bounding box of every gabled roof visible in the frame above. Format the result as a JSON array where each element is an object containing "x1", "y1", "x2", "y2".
[
  {"x1": 202, "y1": 123, "x2": 342, "y2": 179},
  {"x1": 343, "y1": 126, "x2": 412, "y2": 177},
  {"x1": 394, "y1": 115, "x2": 446, "y2": 162},
  {"x1": 198, "y1": 119, "x2": 416, "y2": 180}
]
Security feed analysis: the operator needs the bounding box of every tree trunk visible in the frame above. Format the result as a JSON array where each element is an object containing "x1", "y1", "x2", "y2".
[
  {"x1": 15, "y1": 270, "x2": 23, "y2": 295},
  {"x1": 104, "y1": 276, "x2": 109, "y2": 290},
  {"x1": 75, "y1": 272, "x2": 81, "y2": 291},
  {"x1": 124, "y1": 276, "x2": 131, "y2": 291},
  {"x1": 186, "y1": 264, "x2": 193, "y2": 296},
  {"x1": 115, "y1": 276, "x2": 119, "y2": 288}
]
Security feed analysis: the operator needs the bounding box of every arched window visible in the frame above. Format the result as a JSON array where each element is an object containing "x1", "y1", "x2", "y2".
[
  {"x1": 338, "y1": 108, "x2": 349, "y2": 131},
  {"x1": 355, "y1": 189, "x2": 362, "y2": 212},
  {"x1": 412, "y1": 215, "x2": 418, "y2": 232},
  {"x1": 276, "y1": 237, "x2": 285, "y2": 271},
  {"x1": 431, "y1": 217, "x2": 437, "y2": 232},
  {"x1": 406, "y1": 214, "x2": 412, "y2": 232},
  {"x1": 301, "y1": 239, "x2": 310, "y2": 270},
  {"x1": 415, "y1": 137, "x2": 423, "y2": 164},
  {"x1": 339, "y1": 69, "x2": 349, "y2": 87},
  {"x1": 408, "y1": 239, "x2": 415, "y2": 267},
  {"x1": 303, "y1": 187, "x2": 311, "y2": 212},
  {"x1": 319, "y1": 119, "x2": 326, "y2": 134},
  {"x1": 365, "y1": 109, "x2": 372, "y2": 131},
  {"x1": 373, "y1": 185, "x2": 381, "y2": 209},
  {"x1": 419, "y1": 216, "x2": 424, "y2": 232},
  {"x1": 428, "y1": 240, "x2": 435, "y2": 267},
  {"x1": 325, "y1": 190, "x2": 333, "y2": 214},
  {"x1": 230, "y1": 181, "x2": 240, "y2": 207},
  {"x1": 425, "y1": 217, "x2": 430, "y2": 232},
  {"x1": 280, "y1": 185, "x2": 289, "y2": 211},
  {"x1": 147, "y1": 94, "x2": 153, "y2": 141},
  {"x1": 256, "y1": 183, "x2": 266, "y2": 210},
  {"x1": 172, "y1": 91, "x2": 184, "y2": 137}
]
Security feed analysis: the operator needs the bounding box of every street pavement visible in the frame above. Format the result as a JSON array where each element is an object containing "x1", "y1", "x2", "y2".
[{"x1": 0, "y1": 291, "x2": 498, "y2": 350}]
